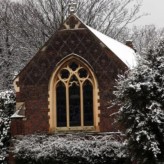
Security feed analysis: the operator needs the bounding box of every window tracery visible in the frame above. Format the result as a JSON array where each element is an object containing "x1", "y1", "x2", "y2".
[
  {"x1": 48, "y1": 55, "x2": 100, "y2": 132},
  {"x1": 55, "y1": 60, "x2": 94, "y2": 128}
]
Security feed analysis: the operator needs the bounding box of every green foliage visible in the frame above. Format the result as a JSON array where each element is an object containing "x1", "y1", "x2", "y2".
[
  {"x1": 0, "y1": 90, "x2": 15, "y2": 116},
  {"x1": 114, "y1": 40, "x2": 164, "y2": 163},
  {"x1": 13, "y1": 133, "x2": 129, "y2": 164},
  {"x1": 0, "y1": 90, "x2": 15, "y2": 163}
]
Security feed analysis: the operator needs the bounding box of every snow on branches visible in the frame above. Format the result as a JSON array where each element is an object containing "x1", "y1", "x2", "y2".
[
  {"x1": 114, "y1": 40, "x2": 164, "y2": 163},
  {"x1": 0, "y1": 90, "x2": 15, "y2": 163},
  {"x1": 12, "y1": 133, "x2": 127, "y2": 164}
]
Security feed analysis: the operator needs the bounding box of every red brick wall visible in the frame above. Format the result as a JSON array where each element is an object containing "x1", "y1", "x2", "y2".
[
  {"x1": 12, "y1": 27, "x2": 127, "y2": 135},
  {"x1": 10, "y1": 119, "x2": 25, "y2": 136}
]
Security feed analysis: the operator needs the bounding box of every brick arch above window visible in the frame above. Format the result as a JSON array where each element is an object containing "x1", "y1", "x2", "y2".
[{"x1": 48, "y1": 54, "x2": 100, "y2": 132}]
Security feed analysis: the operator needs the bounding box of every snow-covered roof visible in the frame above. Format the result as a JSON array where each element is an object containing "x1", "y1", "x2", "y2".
[{"x1": 87, "y1": 26, "x2": 137, "y2": 69}]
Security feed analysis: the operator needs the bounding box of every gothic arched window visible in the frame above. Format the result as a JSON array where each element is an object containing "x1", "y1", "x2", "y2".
[{"x1": 49, "y1": 56, "x2": 99, "y2": 132}]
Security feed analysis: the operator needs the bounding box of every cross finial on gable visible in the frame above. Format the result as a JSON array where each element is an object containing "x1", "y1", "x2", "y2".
[{"x1": 68, "y1": 0, "x2": 77, "y2": 14}]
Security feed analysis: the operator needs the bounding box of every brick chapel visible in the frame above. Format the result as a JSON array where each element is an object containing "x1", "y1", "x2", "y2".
[{"x1": 11, "y1": 2, "x2": 136, "y2": 136}]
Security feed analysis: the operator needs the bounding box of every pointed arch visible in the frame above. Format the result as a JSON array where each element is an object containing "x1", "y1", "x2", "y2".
[
  {"x1": 56, "y1": 81, "x2": 66, "y2": 127},
  {"x1": 48, "y1": 54, "x2": 100, "y2": 132},
  {"x1": 83, "y1": 80, "x2": 93, "y2": 126}
]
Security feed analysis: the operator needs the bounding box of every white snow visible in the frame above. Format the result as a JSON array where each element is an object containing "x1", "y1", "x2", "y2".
[
  {"x1": 11, "y1": 110, "x2": 25, "y2": 118},
  {"x1": 87, "y1": 26, "x2": 137, "y2": 69},
  {"x1": 13, "y1": 133, "x2": 126, "y2": 162},
  {"x1": 0, "y1": 90, "x2": 16, "y2": 162}
]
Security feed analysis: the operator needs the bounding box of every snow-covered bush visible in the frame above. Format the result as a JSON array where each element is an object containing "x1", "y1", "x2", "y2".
[
  {"x1": 0, "y1": 90, "x2": 15, "y2": 163},
  {"x1": 114, "y1": 40, "x2": 164, "y2": 163},
  {"x1": 0, "y1": 90, "x2": 15, "y2": 116},
  {"x1": 13, "y1": 133, "x2": 128, "y2": 164}
]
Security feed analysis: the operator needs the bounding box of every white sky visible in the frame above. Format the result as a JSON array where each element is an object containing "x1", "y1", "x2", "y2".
[{"x1": 131, "y1": 0, "x2": 164, "y2": 28}]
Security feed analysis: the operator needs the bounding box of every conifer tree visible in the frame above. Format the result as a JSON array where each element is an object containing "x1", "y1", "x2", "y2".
[
  {"x1": 0, "y1": 90, "x2": 15, "y2": 163},
  {"x1": 114, "y1": 40, "x2": 164, "y2": 163}
]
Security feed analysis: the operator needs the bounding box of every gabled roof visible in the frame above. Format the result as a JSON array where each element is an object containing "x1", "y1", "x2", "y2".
[
  {"x1": 86, "y1": 26, "x2": 137, "y2": 69},
  {"x1": 65, "y1": 14, "x2": 137, "y2": 69},
  {"x1": 14, "y1": 14, "x2": 137, "y2": 81}
]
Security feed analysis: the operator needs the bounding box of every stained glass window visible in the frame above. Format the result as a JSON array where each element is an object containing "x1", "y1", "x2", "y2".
[
  {"x1": 83, "y1": 80, "x2": 93, "y2": 126},
  {"x1": 55, "y1": 60, "x2": 94, "y2": 129},
  {"x1": 69, "y1": 82, "x2": 81, "y2": 126},
  {"x1": 56, "y1": 82, "x2": 66, "y2": 127}
]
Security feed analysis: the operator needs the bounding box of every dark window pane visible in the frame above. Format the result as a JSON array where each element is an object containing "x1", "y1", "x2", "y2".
[
  {"x1": 69, "y1": 62, "x2": 78, "y2": 71},
  {"x1": 69, "y1": 75, "x2": 78, "y2": 83},
  {"x1": 78, "y1": 68, "x2": 88, "y2": 78},
  {"x1": 83, "y1": 81, "x2": 93, "y2": 126},
  {"x1": 69, "y1": 79, "x2": 81, "y2": 126},
  {"x1": 60, "y1": 69, "x2": 70, "y2": 79},
  {"x1": 56, "y1": 82, "x2": 67, "y2": 127}
]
